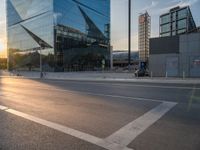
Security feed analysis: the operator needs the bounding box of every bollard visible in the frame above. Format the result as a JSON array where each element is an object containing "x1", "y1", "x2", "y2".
[
  {"x1": 165, "y1": 72, "x2": 168, "y2": 78},
  {"x1": 183, "y1": 71, "x2": 185, "y2": 79},
  {"x1": 151, "y1": 72, "x2": 153, "y2": 78}
]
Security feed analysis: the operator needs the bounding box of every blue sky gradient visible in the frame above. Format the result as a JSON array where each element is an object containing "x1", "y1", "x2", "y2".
[{"x1": 0, "y1": 0, "x2": 200, "y2": 56}]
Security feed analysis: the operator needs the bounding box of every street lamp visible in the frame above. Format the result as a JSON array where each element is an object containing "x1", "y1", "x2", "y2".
[
  {"x1": 39, "y1": 41, "x2": 44, "y2": 78},
  {"x1": 128, "y1": 0, "x2": 131, "y2": 71}
]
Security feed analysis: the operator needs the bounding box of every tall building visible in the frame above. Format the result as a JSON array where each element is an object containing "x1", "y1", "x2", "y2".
[
  {"x1": 138, "y1": 12, "x2": 151, "y2": 62},
  {"x1": 7, "y1": 0, "x2": 110, "y2": 71},
  {"x1": 160, "y1": 6, "x2": 196, "y2": 37}
]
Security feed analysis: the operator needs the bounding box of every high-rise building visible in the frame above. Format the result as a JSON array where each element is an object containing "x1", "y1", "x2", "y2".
[
  {"x1": 7, "y1": 0, "x2": 110, "y2": 71},
  {"x1": 160, "y1": 6, "x2": 196, "y2": 37},
  {"x1": 138, "y1": 12, "x2": 151, "y2": 62}
]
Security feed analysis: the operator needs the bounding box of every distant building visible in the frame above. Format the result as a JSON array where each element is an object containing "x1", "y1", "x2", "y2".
[
  {"x1": 113, "y1": 51, "x2": 139, "y2": 68},
  {"x1": 113, "y1": 51, "x2": 139, "y2": 61},
  {"x1": 160, "y1": 6, "x2": 196, "y2": 37},
  {"x1": 138, "y1": 12, "x2": 151, "y2": 62}
]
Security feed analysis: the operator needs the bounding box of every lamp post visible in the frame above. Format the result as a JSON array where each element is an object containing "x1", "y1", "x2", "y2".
[
  {"x1": 128, "y1": 0, "x2": 131, "y2": 71},
  {"x1": 39, "y1": 41, "x2": 44, "y2": 78},
  {"x1": 40, "y1": 48, "x2": 42, "y2": 78}
]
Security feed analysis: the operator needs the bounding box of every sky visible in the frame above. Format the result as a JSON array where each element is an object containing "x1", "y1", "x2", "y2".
[
  {"x1": 0, "y1": 0, "x2": 200, "y2": 57},
  {"x1": 0, "y1": 0, "x2": 6, "y2": 57}
]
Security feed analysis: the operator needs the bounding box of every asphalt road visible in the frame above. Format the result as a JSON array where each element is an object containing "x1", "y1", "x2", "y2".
[{"x1": 0, "y1": 77, "x2": 200, "y2": 150}]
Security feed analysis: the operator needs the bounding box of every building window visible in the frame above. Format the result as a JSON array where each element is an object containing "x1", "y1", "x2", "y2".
[
  {"x1": 161, "y1": 32, "x2": 171, "y2": 37},
  {"x1": 172, "y1": 31, "x2": 176, "y2": 36},
  {"x1": 160, "y1": 14, "x2": 170, "y2": 24},
  {"x1": 172, "y1": 12, "x2": 176, "y2": 21},
  {"x1": 177, "y1": 29, "x2": 186, "y2": 34},
  {"x1": 172, "y1": 22, "x2": 176, "y2": 30},
  {"x1": 161, "y1": 23, "x2": 171, "y2": 33},
  {"x1": 178, "y1": 8, "x2": 188, "y2": 19},
  {"x1": 177, "y1": 19, "x2": 187, "y2": 29}
]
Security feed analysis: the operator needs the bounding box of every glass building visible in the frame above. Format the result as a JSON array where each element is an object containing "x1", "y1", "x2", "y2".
[
  {"x1": 160, "y1": 6, "x2": 196, "y2": 37},
  {"x1": 7, "y1": 0, "x2": 110, "y2": 71}
]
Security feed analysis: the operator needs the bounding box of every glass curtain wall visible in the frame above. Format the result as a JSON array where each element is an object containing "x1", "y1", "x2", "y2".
[
  {"x1": 7, "y1": 0, "x2": 54, "y2": 71},
  {"x1": 160, "y1": 6, "x2": 196, "y2": 37},
  {"x1": 7, "y1": 0, "x2": 111, "y2": 72},
  {"x1": 53, "y1": 0, "x2": 110, "y2": 71}
]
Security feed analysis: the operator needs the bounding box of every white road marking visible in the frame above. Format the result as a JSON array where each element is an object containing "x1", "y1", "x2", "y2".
[
  {"x1": 99, "y1": 102, "x2": 177, "y2": 148},
  {"x1": 103, "y1": 83, "x2": 200, "y2": 90},
  {"x1": 1, "y1": 86, "x2": 167, "y2": 103},
  {"x1": 3, "y1": 80, "x2": 200, "y2": 90},
  {"x1": 0, "y1": 105, "x2": 8, "y2": 110},
  {"x1": 5, "y1": 109, "x2": 100, "y2": 144},
  {"x1": 30, "y1": 79, "x2": 200, "y2": 90},
  {"x1": 0, "y1": 105, "x2": 133, "y2": 150},
  {"x1": 0, "y1": 101, "x2": 177, "y2": 150},
  {"x1": 53, "y1": 88, "x2": 166, "y2": 103}
]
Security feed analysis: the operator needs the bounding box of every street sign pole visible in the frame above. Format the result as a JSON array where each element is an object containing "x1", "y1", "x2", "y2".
[
  {"x1": 40, "y1": 48, "x2": 42, "y2": 78},
  {"x1": 39, "y1": 41, "x2": 43, "y2": 78}
]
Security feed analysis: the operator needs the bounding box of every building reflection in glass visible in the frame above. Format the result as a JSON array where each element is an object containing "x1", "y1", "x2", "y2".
[{"x1": 7, "y1": 0, "x2": 110, "y2": 71}]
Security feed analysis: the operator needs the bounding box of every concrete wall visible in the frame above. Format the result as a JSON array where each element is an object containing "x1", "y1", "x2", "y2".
[
  {"x1": 149, "y1": 32, "x2": 200, "y2": 77},
  {"x1": 7, "y1": 71, "x2": 135, "y2": 79},
  {"x1": 149, "y1": 54, "x2": 179, "y2": 77},
  {"x1": 180, "y1": 33, "x2": 200, "y2": 77},
  {"x1": 150, "y1": 36, "x2": 179, "y2": 54}
]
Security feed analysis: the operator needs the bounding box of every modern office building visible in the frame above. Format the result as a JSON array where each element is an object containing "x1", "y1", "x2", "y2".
[
  {"x1": 7, "y1": 0, "x2": 110, "y2": 71},
  {"x1": 138, "y1": 12, "x2": 151, "y2": 62},
  {"x1": 160, "y1": 6, "x2": 196, "y2": 37}
]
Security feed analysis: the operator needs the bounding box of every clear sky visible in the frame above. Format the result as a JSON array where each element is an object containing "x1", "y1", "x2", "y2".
[{"x1": 0, "y1": 0, "x2": 200, "y2": 57}]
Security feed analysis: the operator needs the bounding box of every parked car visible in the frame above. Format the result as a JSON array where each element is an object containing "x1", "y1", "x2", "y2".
[{"x1": 134, "y1": 69, "x2": 149, "y2": 77}]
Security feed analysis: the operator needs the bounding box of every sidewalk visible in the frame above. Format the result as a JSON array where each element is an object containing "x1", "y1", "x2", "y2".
[{"x1": 1, "y1": 70, "x2": 200, "y2": 84}]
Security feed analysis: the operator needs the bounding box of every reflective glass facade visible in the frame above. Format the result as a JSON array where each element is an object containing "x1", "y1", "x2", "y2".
[
  {"x1": 160, "y1": 14, "x2": 170, "y2": 25},
  {"x1": 7, "y1": 0, "x2": 110, "y2": 71},
  {"x1": 160, "y1": 6, "x2": 196, "y2": 37}
]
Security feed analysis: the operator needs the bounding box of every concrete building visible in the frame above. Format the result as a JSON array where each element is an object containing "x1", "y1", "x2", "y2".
[
  {"x1": 149, "y1": 32, "x2": 200, "y2": 77},
  {"x1": 160, "y1": 6, "x2": 196, "y2": 37},
  {"x1": 138, "y1": 12, "x2": 151, "y2": 62}
]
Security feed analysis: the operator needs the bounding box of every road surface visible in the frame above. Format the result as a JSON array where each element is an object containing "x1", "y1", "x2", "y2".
[{"x1": 0, "y1": 77, "x2": 200, "y2": 150}]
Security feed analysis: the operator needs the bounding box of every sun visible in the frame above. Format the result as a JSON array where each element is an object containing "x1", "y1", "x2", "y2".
[{"x1": 0, "y1": 42, "x2": 5, "y2": 52}]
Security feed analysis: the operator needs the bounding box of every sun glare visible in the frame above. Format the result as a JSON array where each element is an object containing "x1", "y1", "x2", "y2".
[{"x1": 0, "y1": 42, "x2": 4, "y2": 52}]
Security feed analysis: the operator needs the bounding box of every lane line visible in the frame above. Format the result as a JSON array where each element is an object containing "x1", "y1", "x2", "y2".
[
  {"x1": 72, "y1": 91, "x2": 165, "y2": 103},
  {"x1": 104, "y1": 83, "x2": 200, "y2": 90},
  {"x1": 99, "y1": 102, "x2": 177, "y2": 148},
  {"x1": 5, "y1": 109, "x2": 101, "y2": 143},
  {"x1": 0, "y1": 105, "x2": 133, "y2": 150},
  {"x1": 0, "y1": 102, "x2": 177, "y2": 150},
  {"x1": 47, "y1": 80, "x2": 200, "y2": 90},
  {"x1": 0, "y1": 105, "x2": 8, "y2": 110},
  {"x1": 1, "y1": 86, "x2": 167, "y2": 103},
  {"x1": 3, "y1": 80, "x2": 200, "y2": 90}
]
